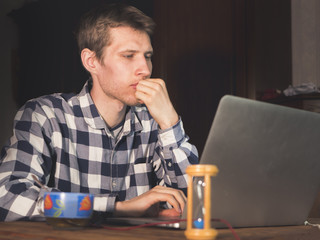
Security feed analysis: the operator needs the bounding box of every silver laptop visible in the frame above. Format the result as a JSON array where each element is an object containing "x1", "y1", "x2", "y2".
[
  {"x1": 105, "y1": 95, "x2": 320, "y2": 228},
  {"x1": 200, "y1": 95, "x2": 320, "y2": 228}
]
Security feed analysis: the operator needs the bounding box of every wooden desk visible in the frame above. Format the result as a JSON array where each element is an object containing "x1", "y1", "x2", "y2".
[{"x1": 0, "y1": 221, "x2": 319, "y2": 240}]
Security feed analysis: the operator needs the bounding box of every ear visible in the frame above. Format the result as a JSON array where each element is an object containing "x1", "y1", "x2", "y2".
[{"x1": 81, "y1": 48, "x2": 99, "y2": 74}]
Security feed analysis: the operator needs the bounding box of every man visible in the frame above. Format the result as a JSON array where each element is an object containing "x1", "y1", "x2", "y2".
[{"x1": 0, "y1": 3, "x2": 198, "y2": 221}]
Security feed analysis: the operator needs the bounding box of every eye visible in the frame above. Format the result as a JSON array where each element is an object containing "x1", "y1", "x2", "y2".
[
  {"x1": 123, "y1": 54, "x2": 134, "y2": 59},
  {"x1": 145, "y1": 53, "x2": 153, "y2": 60}
]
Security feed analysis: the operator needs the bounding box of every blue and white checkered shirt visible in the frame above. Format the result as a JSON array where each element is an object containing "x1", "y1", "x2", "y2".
[{"x1": 0, "y1": 80, "x2": 198, "y2": 221}]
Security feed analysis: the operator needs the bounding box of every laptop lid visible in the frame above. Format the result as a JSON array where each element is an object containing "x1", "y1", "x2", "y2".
[{"x1": 200, "y1": 95, "x2": 320, "y2": 228}]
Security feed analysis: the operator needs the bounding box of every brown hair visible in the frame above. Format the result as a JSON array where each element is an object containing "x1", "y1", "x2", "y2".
[{"x1": 76, "y1": 3, "x2": 155, "y2": 62}]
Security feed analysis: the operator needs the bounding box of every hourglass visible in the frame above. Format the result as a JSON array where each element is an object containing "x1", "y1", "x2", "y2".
[{"x1": 184, "y1": 164, "x2": 219, "y2": 240}]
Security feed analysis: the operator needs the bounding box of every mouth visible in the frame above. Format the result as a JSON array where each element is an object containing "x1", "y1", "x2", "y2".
[{"x1": 131, "y1": 83, "x2": 138, "y2": 90}]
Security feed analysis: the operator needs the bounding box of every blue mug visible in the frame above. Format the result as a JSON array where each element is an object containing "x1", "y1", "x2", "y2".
[{"x1": 43, "y1": 192, "x2": 94, "y2": 229}]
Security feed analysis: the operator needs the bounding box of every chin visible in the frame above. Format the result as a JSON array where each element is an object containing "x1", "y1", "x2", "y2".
[
  {"x1": 128, "y1": 102, "x2": 143, "y2": 107},
  {"x1": 121, "y1": 94, "x2": 144, "y2": 107},
  {"x1": 124, "y1": 98, "x2": 141, "y2": 107}
]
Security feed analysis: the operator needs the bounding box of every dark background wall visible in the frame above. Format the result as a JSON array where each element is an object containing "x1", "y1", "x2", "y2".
[
  {"x1": 9, "y1": 0, "x2": 154, "y2": 108},
  {"x1": 6, "y1": 0, "x2": 292, "y2": 156}
]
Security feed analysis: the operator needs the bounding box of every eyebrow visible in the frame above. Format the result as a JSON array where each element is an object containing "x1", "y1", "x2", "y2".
[{"x1": 119, "y1": 49, "x2": 153, "y2": 54}]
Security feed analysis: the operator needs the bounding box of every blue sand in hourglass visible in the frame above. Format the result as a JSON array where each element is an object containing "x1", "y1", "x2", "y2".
[{"x1": 193, "y1": 218, "x2": 204, "y2": 229}]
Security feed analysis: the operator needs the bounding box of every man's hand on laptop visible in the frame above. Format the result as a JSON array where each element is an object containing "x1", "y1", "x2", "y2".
[{"x1": 114, "y1": 186, "x2": 186, "y2": 217}]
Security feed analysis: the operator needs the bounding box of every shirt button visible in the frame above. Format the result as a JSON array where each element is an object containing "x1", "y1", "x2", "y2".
[{"x1": 112, "y1": 180, "x2": 117, "y2": 188}]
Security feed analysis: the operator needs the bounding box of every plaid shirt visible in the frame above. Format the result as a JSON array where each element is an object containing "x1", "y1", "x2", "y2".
[{"x1": 0, "y1": 80, "x2": 198, "y2": 221}]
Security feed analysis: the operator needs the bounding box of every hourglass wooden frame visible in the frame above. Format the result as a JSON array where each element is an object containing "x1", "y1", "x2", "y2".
[{"x1": 185, "y1": 164, "x2": 219, "y2": 240}]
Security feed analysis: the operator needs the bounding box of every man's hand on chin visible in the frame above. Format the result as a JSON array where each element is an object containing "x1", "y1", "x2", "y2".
[{"x1": 135, "y1": 78, "x2": 179, "y2": 130}]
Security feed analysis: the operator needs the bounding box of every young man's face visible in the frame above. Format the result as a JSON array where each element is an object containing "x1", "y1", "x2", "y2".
[{"x1": 93, "y1": 26, "x2": 153, "y2": 106}]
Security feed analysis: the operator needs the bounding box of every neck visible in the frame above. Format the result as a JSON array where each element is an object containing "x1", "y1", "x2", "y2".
[{"x1": 90, "y1": 87, "x2": 127, "y2": 129}]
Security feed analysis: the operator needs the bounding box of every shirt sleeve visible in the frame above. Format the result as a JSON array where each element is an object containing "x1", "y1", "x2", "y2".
[
  {"x1": 154, "y1": 118, "x2": 199, "y2": 195},
  {"x1": 0, "y1": 101, "x2": 115, "y2": 221},
  {"x1": 0, "y1": 101, "x2": 52, "y2": 221}
]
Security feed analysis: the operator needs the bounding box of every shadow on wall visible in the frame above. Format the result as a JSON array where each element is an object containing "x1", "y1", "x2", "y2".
[{"x1": 170, "y1": 50, "x2": 232, "y2": 156}]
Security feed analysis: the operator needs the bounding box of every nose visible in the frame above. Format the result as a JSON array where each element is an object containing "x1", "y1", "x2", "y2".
[{"x1": 136, "y1": 56, "x2": 152, "y2": 78}]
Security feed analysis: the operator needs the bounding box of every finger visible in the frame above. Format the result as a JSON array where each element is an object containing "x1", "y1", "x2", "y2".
[
  {"x1": 165, "y1": 189, "x2": 186, "y2": 211},
  {"x1": 145, "y1": 191, "x2": 182, "y2": 214},
  {"x1": 159, "y1": 208, "x2": 181, "y2": 217},
  {"x1": 135, "y1": 90, "x2": 149, "y2": 104},
  {"x1": 136, "y1": 83, "x2": 156, "y2": 96},
  {"x1": 134, "y1": 91, "x2": 144, "y2": 104},
  {"x1": 153, "y1": 186, "x2": 187, "y2": 205},
  {"x1": 136, "y1": 81, "x2": 162, "y2": 95},
  {"x1": 152, "y1": 186, "x2": 186, "y2": 212},
  {"x1": 137, "y1": 79, "x2": 167, "y2": 94},
  {"x1": 135, "y1": 85, "x2": 162, "y2": 105},
  {"x1": 139, "y1": 78, "x2": 164, "y2": 85},
  {"x1": 171, "y1": 190, "x2": 186, "y2": 212},
  {"x1": 158, "y1": 193, "x2": 182, "y2": 213}
]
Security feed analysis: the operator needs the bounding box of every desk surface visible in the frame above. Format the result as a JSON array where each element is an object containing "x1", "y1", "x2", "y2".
[{"x1": 0, "y1": 220, "x2": 320, "y2": 240}]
